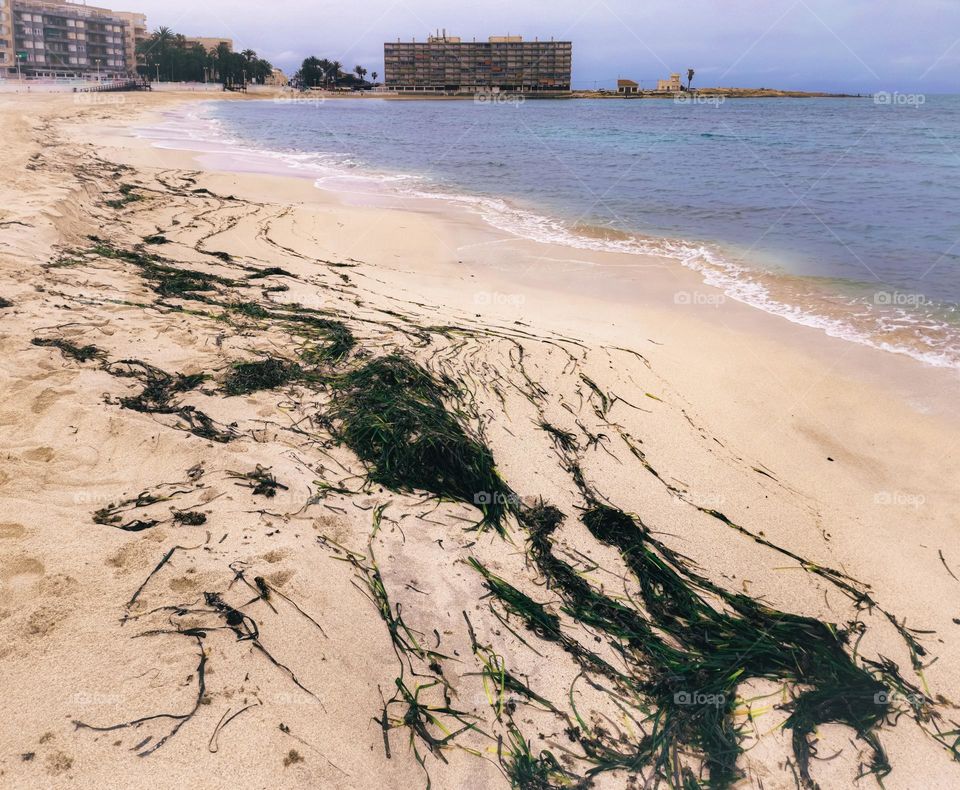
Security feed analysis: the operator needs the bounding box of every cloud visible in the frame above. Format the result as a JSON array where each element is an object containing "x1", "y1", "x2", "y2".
[{"x1": 128, "y1": 0, "x2": 960, "y2": 92}]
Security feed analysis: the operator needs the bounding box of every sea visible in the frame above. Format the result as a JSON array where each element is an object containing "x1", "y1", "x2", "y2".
[{"x1": 140, "y1": 95, "x2": 960, "y2": 370}]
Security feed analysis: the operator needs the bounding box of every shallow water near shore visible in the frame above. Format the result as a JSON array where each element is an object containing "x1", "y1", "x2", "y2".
[{"x1": 140, "y1": 96, "x2": 960, "y2": 369}]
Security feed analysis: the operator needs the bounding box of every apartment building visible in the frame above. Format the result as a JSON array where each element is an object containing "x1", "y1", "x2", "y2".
[
  {"x1": 384, "y1": 33, "x2": 572, "y2": 93},
  {"x1": 3, "y1": 0, "x2": 146, "y2": 78},
  {"x1": 0, "y1": 0, "x2": 13, "y2": 73},
  {"x1": 113, "y1": 8, "x2": 146, "y2": 74}
]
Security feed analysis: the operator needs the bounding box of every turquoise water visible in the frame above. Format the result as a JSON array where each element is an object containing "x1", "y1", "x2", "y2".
[{"x1": 146, "y1": 97, "x2": 960, "y2": 368}]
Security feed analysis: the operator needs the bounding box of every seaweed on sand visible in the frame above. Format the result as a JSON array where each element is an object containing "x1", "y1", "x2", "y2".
[
  {"x1": 296, "y1": 320, "x2": 354, "y2": 365},
  {"x1": 499, "y1": 725, "x2": 582, "y2": 790},
  {"x1": 467, "y1": 500, "x2": 937, "y2": 787},
  {"x1": 268, "y1": 306, "x2": 355, "y2": 364},
  {"x1": 73, "y1": 632, "x2": 207, "y2": 757},
  {"x1": 462, "y1": 611, "x2": 580, "y2": 788},
  {"x1": 327, "y1": 354, "x2": 514, "y2": 532},
  {"x1": 469, "y1": 557, "x2": 621, "y2": 683},
  {"x1": 173, "y1": 510, "x2": 207, "y2": 526},
  {"x1": 104, "y1": 360, "x2": 233, "y2": 443},
  {"x1": 89, "y1": 242, "x2": 232, "y2": 299},
  {"x1": 342, "y1": 506, "x2": 481, "y2": 784},
  {"x1": 224, "y1": 301, "x2": 355, "y2": 366},
  {"x1": 228, "y1": 465, "x2": 288, "y2": 498},
  {"x1": 246, "y1": 266, "x2": 293, "y2": 280},
  {"x1": 105, "y1": 360, "x2": 204, "y2": 413},
  {"x1": 223, "y1": 358, "x2": 303, "y2": 396},
  {"x1": 229, "y1": 301, "x2": 271, "y2": 320},
  {"x1": 571, "y1": 502, "x2": 902, "y2": 787},
  {"x1": 31, "y1": 337, "x2": 104, "y2": 362},
  {"x1": 105, "y1": 183, "x2": 144, "y2": 209},
  {"x1": 0, "y1": 297, "x2": 12, "y2": 309}
]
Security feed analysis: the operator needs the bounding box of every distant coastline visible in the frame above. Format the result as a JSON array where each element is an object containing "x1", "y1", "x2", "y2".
[
  {"x1": 571, "y1": 87, "x2": 865, "y2": 99},
  {"x1": 305, "y1": 87, "x2": 865, "y2": 100}
]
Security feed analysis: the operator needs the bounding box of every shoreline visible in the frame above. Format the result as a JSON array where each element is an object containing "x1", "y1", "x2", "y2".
[
  {"x1": 132, "y1": 98, "x2": 960, "y2": 401},
  {"x1": 2, "y1": 92, "x2": 959, "y2": 789}
]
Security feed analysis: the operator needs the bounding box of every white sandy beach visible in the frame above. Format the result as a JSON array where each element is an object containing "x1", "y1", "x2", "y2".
[{"x1": 0, "y1": 91, "x2": 958, "y2": 789}]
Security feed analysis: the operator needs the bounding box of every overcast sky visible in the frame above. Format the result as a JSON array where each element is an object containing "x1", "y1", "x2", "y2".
[{"x1": 127, "y1": 0, "x2": 959, "y2": 92}]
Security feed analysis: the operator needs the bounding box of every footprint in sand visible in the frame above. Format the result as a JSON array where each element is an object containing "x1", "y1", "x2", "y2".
[
  {"x1": 0, "y1": 522, "x2": 26, "y2": 539},
  {"x1": 1, "y1": 557, "x2": 45, "y2": 594},
  {"x1": 22, "y1": 447, "x2": 55, "y2": 463},
  {"x1": 31, "y1": 387, "x2": 73, "y2": 415}
]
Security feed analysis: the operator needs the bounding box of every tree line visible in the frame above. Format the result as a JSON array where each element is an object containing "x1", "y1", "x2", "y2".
[
  {"x1": 137, "y1": 27, "x2": 273, "y2": 84},
  {"x1": 296, "y1": 57, "x2": 377, "y2": 90}
]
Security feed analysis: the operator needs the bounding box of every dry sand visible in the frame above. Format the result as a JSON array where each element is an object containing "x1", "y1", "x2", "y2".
[{"x1": 0, "y1": 92, "x2": 958, "y2": 790}]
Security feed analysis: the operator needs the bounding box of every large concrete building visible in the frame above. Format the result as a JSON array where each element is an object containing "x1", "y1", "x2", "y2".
[
  {"x1": 384, "y1": 33, "x2": 572, "y2": 93},
  {"x1": 1, "y1": 0, "x2": 146, "y2": 78}
]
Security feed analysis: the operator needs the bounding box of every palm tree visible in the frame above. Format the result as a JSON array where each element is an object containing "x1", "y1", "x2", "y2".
[
  {"x1": 687, "y1": 68, "x2": 695, "y2": 91},
  {"x1": 154, "y1": 26, "x2": 174, "y2": 51},
  {"x1": 329, "y1": 60, "x2": 343, "y2": 88},
  {"x1": 354, "y1": 65, "x2": 368, "y2": 82},
  {"x1": 139, "y1": 26, "x2": 175, "y2": 80},
  {"x1": 241, "y1": 49, "x2": 257, "y2": 63},
  {"x1": 371, "y1": 70, "x2": 378, "y2": 83}
]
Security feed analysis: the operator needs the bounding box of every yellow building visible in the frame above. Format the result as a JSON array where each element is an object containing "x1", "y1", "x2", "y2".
[
  {"x1": 657, "y1": 73, "x2": 682, "y2": 92},
  {"x1": 112, "y1": 9, "x2": 147, "y2": 74},
  {"x1": 266, "y1": 67, "x2": 287, "y2": 86},
  {"x1": 0, "y1": 0, "x2": 13, "y2": 73},
  {"x1": 184, "y1": 36, "x2": 233, "y2": 53}
]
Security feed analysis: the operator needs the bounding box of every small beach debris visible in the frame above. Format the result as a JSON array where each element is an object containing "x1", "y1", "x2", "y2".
[
  {"x1": 939, "y1": 550, "x2": 958, "y2": 581},
  {"x1": 173, "y1": 510, "x2": 207, "y2": 526},
  {"x1": 228, "y1": 466, "x2": 288, "y2": 498},
  {"x1": 283, "y1": 749, "x2": 304, "y2": 767}
]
